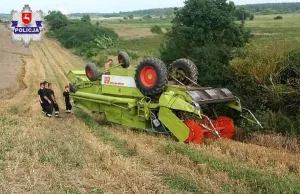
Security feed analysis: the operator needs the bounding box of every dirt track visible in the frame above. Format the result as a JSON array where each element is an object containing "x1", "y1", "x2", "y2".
[{"x1": 0, "y1": 31, "x2": 300, "y2": 193}]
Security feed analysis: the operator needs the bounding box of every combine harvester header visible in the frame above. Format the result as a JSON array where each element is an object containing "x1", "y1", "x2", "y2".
[{"x1": 67, "y1": 52, "x2": 262, "y2": 144}]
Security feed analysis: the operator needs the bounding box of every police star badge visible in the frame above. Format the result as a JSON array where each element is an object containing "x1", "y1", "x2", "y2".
[{"x1": 6, "y1": 4, "x2": 47, "y2": 47}]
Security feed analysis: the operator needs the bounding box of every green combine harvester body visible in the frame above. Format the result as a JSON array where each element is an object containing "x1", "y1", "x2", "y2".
[{"x1": 67, "y1": 52, "x2": 261, "y2": 144}]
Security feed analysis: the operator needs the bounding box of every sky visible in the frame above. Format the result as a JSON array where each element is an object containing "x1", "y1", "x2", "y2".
[{"x1": 0, "y1": 0, "x2": 299, "y2": 14}]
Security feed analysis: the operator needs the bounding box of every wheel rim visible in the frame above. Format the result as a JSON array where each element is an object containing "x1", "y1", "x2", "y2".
[
  {"x1": 140, "y1": 66, "x2": 157, "y2": 87},
  {"x1": 86, "y1": 67, "x2": 93, "y2": 78}
]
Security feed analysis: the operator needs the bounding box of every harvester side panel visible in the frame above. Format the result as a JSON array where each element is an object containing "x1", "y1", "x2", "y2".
[
  {"x1": 158, "y1": 107, "x2": 190, "y2": 142},
  {"x1": 71, "y1": 94, "x2": 151, "y2": 129},
  {"x1": 102, "y1": 85, "x2": 144, "y2": 98}
]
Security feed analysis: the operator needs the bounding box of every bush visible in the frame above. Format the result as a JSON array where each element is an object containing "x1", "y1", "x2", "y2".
[
  {"x1": 44, "y1": 11, "x2": 68, "y2": 30},
  {"x1": 279, "y1": 49, "x2": 300, "y2": 88},
  {"x1": 54, "y1": 23, "x2": 118, "y2": 49},
  {"x1": 240, "y1": 110, "x2": 300, "y2": 137},
  {"x1": 228, "y1": 42, "x2": 300, "y2": 136},
  {"x1": 45, "y1": 11, "x2": 119, "y2": 60},
  {"x1": 128, "y1": 15, "x2": 134, "y2": 20},
  {"x1": 81, "y1": 14, "x2": 91, "y2": 23},
  {"x1": 91, "y1": 52, "x2": 109, "y2": 67},
  {"x1": 150, "y1": 25, "x2": 163, "y2": 34},
  {"x1": 142, "y1": 15, "x2": 152, "y2": 20},
  {"x1": 249, "y1": 14, "x2": 254, "y2": 20},
  {"x1": 274, "y1": 15, "x2": 283, "y2": 20},
  {"x1": 94, "y1": 34, "x2": 116, "y2": 50}
]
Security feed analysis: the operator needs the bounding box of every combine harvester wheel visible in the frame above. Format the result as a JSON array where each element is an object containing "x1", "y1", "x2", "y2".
[
  {"x1": 168, "y1": 58, "x2": 199, "y2": 85},
  {"x1": 85, "y1": 63, "x2": 100, "y2": 81},
  {"x1": 134, "y1": 57, "x2": 168, "y2": 97},
  {"x1": 118, "y1": 51, "x2": 130, "y2": 68}
]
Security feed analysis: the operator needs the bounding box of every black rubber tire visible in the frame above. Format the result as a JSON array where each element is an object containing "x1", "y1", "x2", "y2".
[
  {"x1": 135, "y1": 57, "x2": 167, "y2": 97},
  {"x1": 85, "y1": 63, "x2": 100, "y2": 81},
  {"x1": 168, "y1": 58, "x2": 198, "y2": 85},
  {"x1": 118, "y1": 51, "x2": 130, "y2": 68}
]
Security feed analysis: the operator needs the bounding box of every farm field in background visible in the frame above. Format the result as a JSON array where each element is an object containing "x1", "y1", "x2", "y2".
[
  {"x1": 245, "y1": 13, "x2": 300, "y2": 44},
  {"x1": 93, "y1": 13, "x2": 300, "y2": 58}
]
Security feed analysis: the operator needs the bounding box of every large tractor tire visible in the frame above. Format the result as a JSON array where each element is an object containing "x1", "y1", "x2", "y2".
[
  {"x1": 118, "y1": 51, "x2": 130, "y2": 68},
  {"x1": 168, "y1": 58, "x2": 198, "y2": 85},
  {"x1": 85, "y1": 63, "x2": 100, "y2": 81},
  {"x1": 135, "y1": 57, "x2": 168, "y2": 97}
]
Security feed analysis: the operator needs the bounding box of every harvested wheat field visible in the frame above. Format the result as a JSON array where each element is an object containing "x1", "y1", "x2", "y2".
[
  {"x1": 0, "y1": 28, "x2": 300, "y2": 194},
  {"x1": 0, "y1": 25, "x2": 30, "y2": 98}
]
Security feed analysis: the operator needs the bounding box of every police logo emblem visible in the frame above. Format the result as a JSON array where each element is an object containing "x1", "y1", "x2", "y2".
[{"x1": 6, "y1": 4, "x2": 47, "y2": 47}]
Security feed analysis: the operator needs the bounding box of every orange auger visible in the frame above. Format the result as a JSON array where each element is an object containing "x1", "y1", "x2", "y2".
[{"x1": 184, "y1": 116, "x2": 235, "y2": 144}]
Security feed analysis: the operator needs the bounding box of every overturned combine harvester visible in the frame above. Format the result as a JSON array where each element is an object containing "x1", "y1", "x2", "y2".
[{"x1": 67, "y1": 52, "x2": 261, "y2": 144}]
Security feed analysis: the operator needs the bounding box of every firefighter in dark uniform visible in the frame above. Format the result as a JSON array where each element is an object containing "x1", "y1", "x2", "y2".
[
  {"x1": 42, "y1": 82, "x2": 53, "y2": 117},
  {"x1": 38, "y1": 82, "x2": 46, "y2": 113},
  {"x1": 48, "y1": 83, "x2": 60, "y2": 117},
  {"x1": 63, "y1": 85, "x2": 72, "y2": 113}
]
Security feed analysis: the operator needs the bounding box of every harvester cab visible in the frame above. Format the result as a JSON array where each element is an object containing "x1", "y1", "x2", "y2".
[{"x1": 67, "y1": 52, "x2": 262, "y2": 144}]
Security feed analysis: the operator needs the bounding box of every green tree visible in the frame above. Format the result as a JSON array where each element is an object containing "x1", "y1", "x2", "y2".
[
  {"x1": 151, "y1": 25, "x2": 163, "y2": 34},
  {"x1": 81, "y1": 14, "x2": 91, "y2": 23},
  {"x1": 128, "y1": 15, "x2": 134, "y2": 19},
  {"x1": 160, "y1": 0, "x2": 251, "y2": 87},
  {"x1": 44, "y1": 11, "x2": 68, "y2": 30},
  {"x1": 235, "y1": 7, "x2": 250, "y2": 20},
  {"x1": 249, "y1": 14, "x2": 254, "y2": 20},
  {"x1": 96, "y1": 21, "x2": 100, "y2": 26},
  {"x1": 142, "y1": 15, "x2": 152, "y2": 20}
]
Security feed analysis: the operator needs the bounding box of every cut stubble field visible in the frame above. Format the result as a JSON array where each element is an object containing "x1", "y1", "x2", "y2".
[
  {"x1": 0, "y1": 15, "x2": 300, "y2": 193},
  {"x1": 0, "y1": 25, "x2": 29, "y2": 98}
]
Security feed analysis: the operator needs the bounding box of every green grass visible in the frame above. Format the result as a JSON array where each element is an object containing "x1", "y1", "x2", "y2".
[
  {"x1": 163, "y1": 143, "x2": 300, "y2": 194},
  {"x1": 0, "y1": 116, "x2": 19, "y2": 161},
  {"x1": 244, "y1": 13, "x2": 300, "y2": 45},
  {"x1": 115, "y1": 35, "x2": 164, "y2": 57},
  {"x1": 93, "y1": 18, "x2": 172, "y2": 28},
  {"x1": 8, "y1": 106, "x2": 19, "y2": 115},
  {"x1": 164, "y1": 176, "x2": 201, "y2": 194}
]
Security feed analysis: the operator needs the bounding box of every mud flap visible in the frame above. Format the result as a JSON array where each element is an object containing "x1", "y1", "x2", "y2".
[{"x1": 158, "y1": 107, "x2": 190, "y2": 142}]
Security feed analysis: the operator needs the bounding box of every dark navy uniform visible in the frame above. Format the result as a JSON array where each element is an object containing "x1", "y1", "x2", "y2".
[
  {"x1": 38, "y1": 88, "x2": 46, "y2": 113},
  {"x1": 63, "y1": 91, "x2": 72, "y2": 112}
]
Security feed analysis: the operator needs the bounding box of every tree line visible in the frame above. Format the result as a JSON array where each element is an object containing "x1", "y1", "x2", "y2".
[
  {"x1": 240, "y1": 2, "x2": 300, "y2": 14},
  {"x1": 67, "y1": 2, "x2": 300, "y2": 20}
]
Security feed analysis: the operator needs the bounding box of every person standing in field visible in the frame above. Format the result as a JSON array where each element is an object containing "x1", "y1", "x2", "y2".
[
  {"x1": 38, "y1": 82, "x2": 46, "y2": 114},
  {"x1": 48, "y1": 83, "x2": 60, "y2": 117},
  {"x1": 63, "y1": 85, "x2": 72, "y2": 113},
  {"x1": 42, "y1": 82, "x2": 53, "y2": 118}
]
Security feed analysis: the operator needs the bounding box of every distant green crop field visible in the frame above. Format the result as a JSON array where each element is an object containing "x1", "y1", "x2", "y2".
[
  {"x1": 244, "y1": 13, "x2": 300, "y2": 45},
  {"x1": 90, "y1": 13, "x2": 300, "y2": 61}
]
